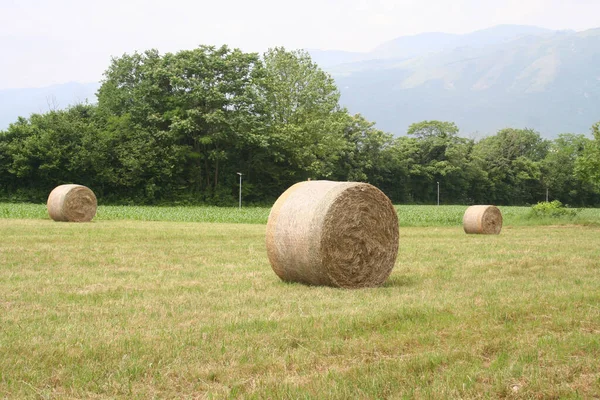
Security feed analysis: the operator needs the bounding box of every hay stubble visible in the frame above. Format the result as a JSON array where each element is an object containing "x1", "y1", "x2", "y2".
[{"x1": 1, "y1": 212, "x2": 600, "y2": 398}]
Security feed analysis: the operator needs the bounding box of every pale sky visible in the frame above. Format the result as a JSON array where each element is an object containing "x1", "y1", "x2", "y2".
[{"x1": 1, "y1": 0, "x2": 599, "y2": 89}]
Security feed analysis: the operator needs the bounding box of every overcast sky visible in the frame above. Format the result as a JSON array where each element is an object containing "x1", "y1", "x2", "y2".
[{"x1": 1, "y1": 0, "x2": 599, "y2": 89}]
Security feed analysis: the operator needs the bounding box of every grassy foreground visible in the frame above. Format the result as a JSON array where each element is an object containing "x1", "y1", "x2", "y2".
[{"x1": 1, "y1": 219, "x2": 599, "y2": 398}]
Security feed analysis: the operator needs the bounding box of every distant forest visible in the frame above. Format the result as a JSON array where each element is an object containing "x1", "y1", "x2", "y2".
[{"x1": 1, "y1": 45, "x2": 599, "y2": 206}]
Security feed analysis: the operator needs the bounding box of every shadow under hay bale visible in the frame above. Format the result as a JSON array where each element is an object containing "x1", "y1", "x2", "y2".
[
  {"x1": 266, "y1": 180, "x2": 399, "y2": 289},
  {"x1": 47, "y1": 184, "x2": 97, "y2": 222},
  {"x1": 463, "y1": 205, "x2": 502, "y2": 234}
]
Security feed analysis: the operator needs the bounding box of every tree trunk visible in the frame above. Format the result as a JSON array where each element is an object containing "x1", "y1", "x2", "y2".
[
  {"x1": 204, "y1": 145, "x2": 211, "y2": 188},
  {"x1": 214, "y1": 159, "x2": 219, "y2": 190}
]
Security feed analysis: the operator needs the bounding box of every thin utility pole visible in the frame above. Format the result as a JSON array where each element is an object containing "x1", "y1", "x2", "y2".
[{"x1": 237, "y1": 172, "x2": 243, "y2": 209}]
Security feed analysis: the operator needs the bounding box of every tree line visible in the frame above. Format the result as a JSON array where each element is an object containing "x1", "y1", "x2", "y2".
[{"x1": 1, "y1": 45, "x2": 599, "y2": 206}]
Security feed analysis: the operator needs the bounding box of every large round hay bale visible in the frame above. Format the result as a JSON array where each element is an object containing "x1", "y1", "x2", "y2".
[
  {"x1": 47, "y1": 184, "x2": 97, "y2": 222},
  {"x1": 266, "y1": 180, "x2": 399, "y2": 288},
  {"x1": 463, "y1": 205, "x2": 502, "y2": 234}
]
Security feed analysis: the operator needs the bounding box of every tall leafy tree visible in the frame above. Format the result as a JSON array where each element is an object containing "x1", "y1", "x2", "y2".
[
  {"x1": 404, "y1": 120, "x2": 476, "y2": 203},
  {"x1": 331, "y1": 113, "x2": 395, "y2": 184},
  {"x1": 542, "y1": 133, "x2": 597, "y2": 206},
  {"x1": 0, "y1": 105, "x2": 99, "y2": 201},
  {"x1": 90, "y1": 114, "x2": 183, "y2": 202},
  {"x1": 384, "y1": 136, "x2": 418, "y2": 203},
  {"x1": 97, "y1": 45, "x2": 266, "y2": 202},
  {"x1": 94, "y1": 45, "x2": 357, "y2": 203},
  {"x1": 473, "y1": 128, "x2": 549, "y2": 204},
  {"x1": 259, "y1": 47, "x2": 347, "y2": 184},
  {"x1": 575, "y1": 122, "x2": 600, "y2": 195}
]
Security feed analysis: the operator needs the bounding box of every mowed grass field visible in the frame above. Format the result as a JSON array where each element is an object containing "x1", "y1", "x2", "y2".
[{"x1": 1, "y1": 204, "x2": 600, "y2": 398}]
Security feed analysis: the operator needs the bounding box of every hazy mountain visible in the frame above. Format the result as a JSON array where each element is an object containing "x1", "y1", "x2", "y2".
[
  {"x1": 307, "y1": 25, "x2": 557, "y2": 68},
  {"x1": 0, "y1": 82, "x2": 99, "y2": 130},
  {"x1": 371, "y1": 25, "x2": 555, "y2": 59},
  {"x1": 306, "y1": 49, "x2": 368, "y2": 68},
  {"x1": 313, "y1": 25, "x2": 599, "y2": 138}
]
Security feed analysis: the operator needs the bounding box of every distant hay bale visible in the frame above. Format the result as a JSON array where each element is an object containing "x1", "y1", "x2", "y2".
[
  {"x1": 266, "y1": 180, "x2": 399, "y2": 288},
  {"x1": 463, "y1": 205, "x2": 502, "y2": 234},
  {"x1": 47, "y1": 184, "x2": 97, "y2": 222}
]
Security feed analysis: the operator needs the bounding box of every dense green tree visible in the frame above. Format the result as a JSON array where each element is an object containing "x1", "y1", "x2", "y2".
[
  {"x1": 91, "y1": 114, "x2": 184, "y2": 203},
  {"x1": 407, "y1": 120, "x2": 459, "y2": 140},
  {"x1": 258, "y1": 48, "x2": 347, "y2": 183},
  {"x1": 542, "y1": 133, "x2": 597, "y2": 206},
  {"x1": 385, "y1": 136, "x2": 418, "y2": 202},
  {"x1": 92, "y1": 45, "x2": 354, "y2": 203},
  {"x1": 575, "y1": 122, "x2": 600, "y2": 194},
  {"x1": 0, "y1": 105, "x2": 99, "y2": 200},
  {"x1": 472, "y1": 128, "x2": 549, "y2": 205},
  {"x1": 331, "y1": 113, "x2": 394, "y2": 183},
  {"x1": 1, "y1": 43, "x2": 599, "y2": 207},
  {"x1": 97, "y1": 45, "x2": 266, "y2": 203},
  {"x1": 402, "y1": 120, "x2": 478, "y2": 203}
]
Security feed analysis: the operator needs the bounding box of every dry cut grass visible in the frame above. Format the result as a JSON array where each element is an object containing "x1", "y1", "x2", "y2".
[{"x1": 1, "y1": 219, "x2": 600, "y2": 398}]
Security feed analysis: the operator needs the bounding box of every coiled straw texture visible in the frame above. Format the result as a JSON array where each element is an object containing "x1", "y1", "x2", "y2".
[
  {"x1": 463, "y1": 205, "x2": 502, "y2": 234},
  {"x1": 266, "y1": 180, "x2": 399, "y2": 288},
  {"x1": 47, "y1": 184, "x2": 97, "y2": 222}
]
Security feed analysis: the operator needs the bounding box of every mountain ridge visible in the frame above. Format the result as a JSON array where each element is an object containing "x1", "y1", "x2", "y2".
[{"x1": 316, "y1": 25, "x2": 600, "y2": 138}]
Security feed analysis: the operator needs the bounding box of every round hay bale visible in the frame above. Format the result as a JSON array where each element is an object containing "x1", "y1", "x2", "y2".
[
  {"x1": 463, "y1": 205, "x2": 502, "y2": 234},
  {"x1": 266, "y1": 180, "x2": 399, "y2": 288},
  {"x1": 47, "y1": 184, "x2": 97, "y2": 222}
]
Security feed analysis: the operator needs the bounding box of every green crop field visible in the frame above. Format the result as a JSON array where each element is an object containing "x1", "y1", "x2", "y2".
[
  {"x1": 3, "y1": 202, "x2": 600, "y2": 226},
  {"x1": 1, "y1": 204, "x2": 600, "y2": 398}
]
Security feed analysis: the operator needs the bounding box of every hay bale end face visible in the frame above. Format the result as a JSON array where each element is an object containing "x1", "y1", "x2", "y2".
[
  {"x1": 266, "y1": 180, "x2": 399, "y2": 289},
  {"x1": 463, "y1": 205, "x2": 502, "y2": 234},
  {"x1": 47, "y1": 184, "x2": 97, "y2": 222}
]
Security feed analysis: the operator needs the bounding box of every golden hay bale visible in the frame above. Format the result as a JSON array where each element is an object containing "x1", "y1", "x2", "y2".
[
  {"x1": 463, "y1": 205, "x2": 502, "y2": 234},
  {"x1": 47, "y1": 184, "x2": 97, "y2": 222},
  {"x1": 266, "y1": 180, "x2": 399, "y2": 288}
]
